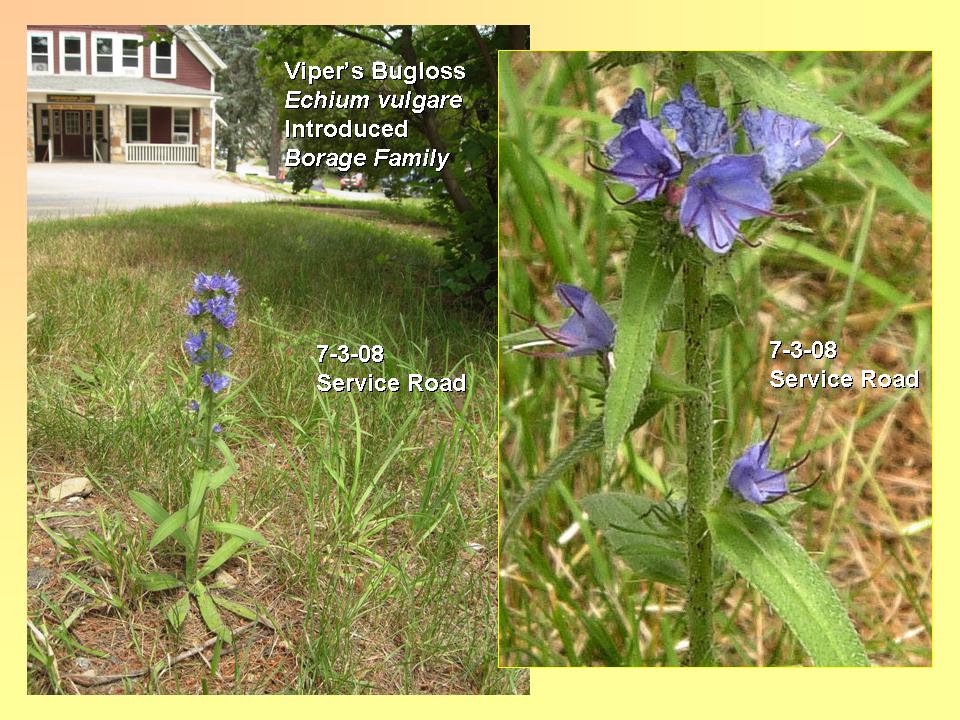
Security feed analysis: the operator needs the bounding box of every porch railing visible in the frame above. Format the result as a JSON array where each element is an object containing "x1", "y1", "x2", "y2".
[{"x1": 125, "y1": 143, "x2": 199, "y2": 164}]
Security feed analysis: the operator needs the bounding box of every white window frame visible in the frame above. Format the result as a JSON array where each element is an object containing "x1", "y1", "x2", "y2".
[
  {"x1": 91, "y1": 32, "x2": 115, "y2": 76},
  {"x1": 171, "y1": 108, "x2": 193, "y2": 144},
  {"x1": 59, "y1": 32, "x2": 86, "y2": 75},
  {"x1": 27, "y1": 31, "x2": 54, "y2": 75},
  {"x1": 63, "y1": 111, "x2": 82, "y2": 136},
  {"x1": 150, "y1": 37, "x2": 177, "y2": 78},
  {"x1": 128, "y1": 106, "x2": 150, "y2": 143},
  {"x1": 118, "y1": 34, "x2": 143, "y2": 77}
]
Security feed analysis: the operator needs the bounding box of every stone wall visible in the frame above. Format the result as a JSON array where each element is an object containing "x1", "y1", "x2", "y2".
[
  {"x1": 109, "y1": 103, "x2": 125, "y2": 163},
  {"x1": 26, "y1": 102, "x2": 35, "y2": 162},
  {"x1": 197, "y1": 107, "x2": 213, "y2": 168}
]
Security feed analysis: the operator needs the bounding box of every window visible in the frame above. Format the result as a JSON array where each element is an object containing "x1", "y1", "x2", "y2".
[
  {"x1": 38, "y1": 109, "x2": 50, "y2": 142},
  {"x1": 95, "y1": 110, "x2": 105, "y2": 140},
  {"x1": 52, "y1": 112, "x2": 61, "y2": 135},
  {"x1": 59, "y1": 33, "x2": 85, "y2": 74},
  {"x1": 172, "y1": 108, "x2": 192, "y2": 144},
  {"x1": 128, "y1": 107, "x2": 149, "y2": 142},
  {"x1": 120, "y1": 36, "x2": 142, "y2": 75},
  {"x1": 27, "y1": 31, "x2": 53, "y2": 74},
  {"x1": 151, "y1": 38, "x2": 176, "y2": 77},
  {"x1": 64, "y1": 112, "x2": 81, "y2": 135},
  {"x1": 94, "y1": 35, "x2": 114, "y2": 74}
]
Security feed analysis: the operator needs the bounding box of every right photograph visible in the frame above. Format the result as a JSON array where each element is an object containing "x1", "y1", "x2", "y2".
[{"x1": 498, "y1": 52, "x2": 931, "y2": 667}]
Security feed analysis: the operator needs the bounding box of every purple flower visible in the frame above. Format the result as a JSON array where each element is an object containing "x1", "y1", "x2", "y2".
[
  {"x1": 217, "y1": 272, "x2": 241, "y2": 297},
  {"x1": 533, "y1": 284, "x2": 616, "y2": 357},
  {"x1": 188, "y1": 399, "x2": 200, "y2": 412},
  {"x1": 212, "y1": 423, "x2": 223, "y2": 434},
  {"x1": 206, "y1": 295, "x2": 237, "y2": 330},
  {"x1": 661, "y1": 84, "x2": 734, "y2": 160},
  {"x1": 201, "y1": 371, "x2": 231, "y2": 394},
  {"x1": 605, "y1": 121, "x2": 682, "y2": 202},
  {"x1": 183, "y1": 330, "x2": 208, "y2": 365},
  {"x1": 679, "y1": 155, "x2": 772, "y2": 254},
  {"x1": 612, "y1": 88, "x2": 653, "y2": 130},
  {"x1": 186, "y1": 299, "x2": 204, "y2": 317},
  {"x1": 192, "y1": 272, "x2": 214, "y2": 294},
  {"x1": 728, "y1": 420, "x2": 816, "y2": 504},
  {"x1": 742, "y1": 107, "x2": 826, "y2": 187},
  {"x1": 216, "y1": 342, "x2": 233, "y2": 359}
]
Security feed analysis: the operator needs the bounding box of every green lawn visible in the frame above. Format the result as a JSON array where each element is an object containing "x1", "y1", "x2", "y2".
[{"x1": 27, "y1": 203, "x2": 522, "y2": 694}]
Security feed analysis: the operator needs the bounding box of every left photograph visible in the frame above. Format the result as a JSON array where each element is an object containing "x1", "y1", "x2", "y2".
[{"x1": 26, "y1": 23, "x2": 528, "y2": 694}]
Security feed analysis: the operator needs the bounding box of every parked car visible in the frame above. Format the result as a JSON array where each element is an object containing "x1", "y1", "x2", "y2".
[{"x1": 339, "y1": 172, "x2": 367, "y2": 192}]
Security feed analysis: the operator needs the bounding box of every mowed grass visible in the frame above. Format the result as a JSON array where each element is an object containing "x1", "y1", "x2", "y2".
[
  {"x1": 27, "y1": 203, "x2": 525, "y2": 694},
  {"x1": 498, "y1": 52, "x2": 931, "y2": 667}
]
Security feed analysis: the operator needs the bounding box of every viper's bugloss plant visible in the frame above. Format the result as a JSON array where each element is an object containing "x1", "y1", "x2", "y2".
[
  {"x1": 596, "y1": 81, "x2": 832, "y2": 254},
  {"x1": 511, "y1": 284, "x2": 616, "y2": 361},
  {"x1": 129, "y1": 272, "x2": 265, "y2": 643},
  {"x1": 501, "y1": 53, "x2": 904, "y2": 667}
]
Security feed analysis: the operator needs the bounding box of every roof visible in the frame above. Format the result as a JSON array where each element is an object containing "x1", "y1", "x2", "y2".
[
  {"x1": 28, "y1": 74, "x2": 220, "y2": 98},
  {"x1": 171, "y1": 26, "x2": 227, "y2": 73}
]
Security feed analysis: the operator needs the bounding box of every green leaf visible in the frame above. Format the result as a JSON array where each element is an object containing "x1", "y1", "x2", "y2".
[
  {"x1": 138, "y1": 572, "x2": 183, "y2": 592},
  {"x1": 129, "y1": 491, "x2": 193, "y2": 550},
  {"x1": 149, "y1": 507, "x2": 188, "y2": 550},
  {"x1": 500, "y1": 416, "x2": 603, "y2": 548},
  {"x1": 500, "y1": 392, "x2": 672, "y2": 549},
  {"x1": 197, "y1": 537, "x2": 246, "y2": 580},
  {"x1": 166, "y1": 592, "x2": 190, "y2": 632},
  {"x1": 603, "y1": 239, "x2": 680, "y2": 469},
  {"x1": 190, "y1": 581, "x2": 233, "y2": 643},
  {"x1": 580, "y1": 492, "x2": 687, "y2": 587},
  {"x1": 212, "y1": 595, "x2": 259, "y2": 621},
  {"x1": 709, "y1": 52, "x2": 906, "y2": 145},
  {"x1": 206, "y1": 521, "x2": 268, "y2": 546},
  {"x1": 187, "y1": 469, "x2": 210, "y2": 520},
  {"x1": 708, "y1": 506, "x2": 870, "y2": 666},
  {"x1": 208, "y1": 439, "x2": 239, "y2": 490}
]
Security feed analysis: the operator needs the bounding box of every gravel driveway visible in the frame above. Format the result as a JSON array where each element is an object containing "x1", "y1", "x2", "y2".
[{"x1": 28, "y1": 163, "x2": 280, "y2": 220}]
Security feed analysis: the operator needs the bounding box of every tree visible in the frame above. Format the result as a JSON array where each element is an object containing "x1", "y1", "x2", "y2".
[
  {"x1": 259, "y1": 25, "x2": 529, "y2": 305},
  {"x1": 197, "y1": 26, "x2": 276, "y2": 173}
]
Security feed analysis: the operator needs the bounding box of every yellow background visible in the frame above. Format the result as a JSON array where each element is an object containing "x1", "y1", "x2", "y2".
[{"x1": 3, "y1": 1, "x2": 945, "y2": 714}]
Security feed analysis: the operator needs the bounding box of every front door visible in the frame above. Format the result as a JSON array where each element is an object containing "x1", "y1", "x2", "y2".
[{"x1": 60, "y1": 110, "x2": 84, "y2": 159}]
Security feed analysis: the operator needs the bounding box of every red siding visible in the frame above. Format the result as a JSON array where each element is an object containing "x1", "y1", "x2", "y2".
[
  {"x1": 26, "y1": 25, "x2": 214, "y2": 89},
  {"x1": 155, "y1": 41, "x2": 211, "y2": 90},
  {"x1": 150, "y1": 107, "x2": 171, "y2": 143}
]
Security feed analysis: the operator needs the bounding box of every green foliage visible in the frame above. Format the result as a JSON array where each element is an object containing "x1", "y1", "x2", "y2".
[
  {"x1": 259, "y1": 25, "x2": 522, "y2": 305},
  {"x1": 603, "y1": 236, "x2": 681, "y2": 469},
  {"x1": 197, "y1": 26, "x2": 276, "y2": 171},
  {"x1": 708, "y1": 52, "x2": 907, "y2": 145},
  {"x1": 579, "y1": 493, "x2": 686, "y2": 587},
  {"x1": 708, "y1": 505, "x2": 870, "y2": 666}
]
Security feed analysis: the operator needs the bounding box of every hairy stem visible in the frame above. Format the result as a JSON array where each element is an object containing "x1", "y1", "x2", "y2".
[
  {"x1": 684, "y1": 257, "x2": 715, "y2": 666},
  {"x1": 186, "y1": 325, "x2": 218, "y2": 584}
]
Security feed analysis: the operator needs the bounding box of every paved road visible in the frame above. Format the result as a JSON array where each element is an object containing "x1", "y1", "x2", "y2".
[
  {"x1": 321, "y1": 187, "x2": 388, "y2": 202},
  {"x1": 28, "y1": 163, "x2": 279, "y2": 220}
]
